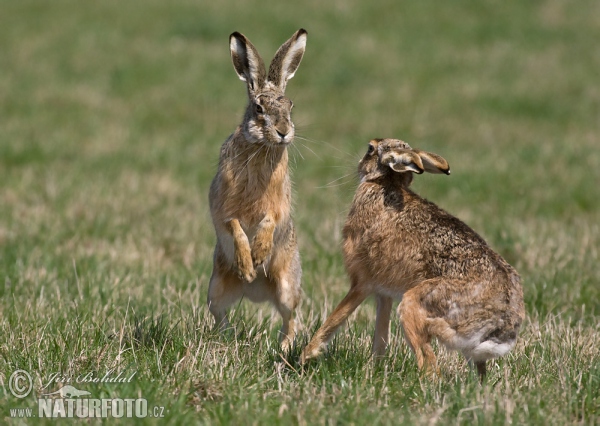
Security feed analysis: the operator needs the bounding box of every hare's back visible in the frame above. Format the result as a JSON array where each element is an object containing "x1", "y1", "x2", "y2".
[{"x1": 402, "y1": 197, "x2": 513, "y2": 276}]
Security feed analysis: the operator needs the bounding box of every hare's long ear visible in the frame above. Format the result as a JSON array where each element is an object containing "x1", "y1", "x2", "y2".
[
  {"x1": 414, "y1": 150, "x2": 451, "y2": 175},
  {"x1": 230, "y1": 32, "x2": 266, "y2": 93},
  {"x1": 267, "y1": 29, "x2": 307, "y2": 91},
  {"x1": 383, "y1": 150, "x2": 424, "y2": 174}
]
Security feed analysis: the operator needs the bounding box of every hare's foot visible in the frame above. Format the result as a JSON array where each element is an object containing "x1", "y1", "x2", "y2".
[
  {"x1": 251, "y1": 219, "x2": 274, "y2": 267},
  {"x1": 279, "y1": 318, "x2": 296, "y2": 353},
  {"x1": 300, "y1": 341, "x2": 324, "y2": 364},
  {"x1": 234, "y1": 246, "x2": 256, "y2": 283},
  {"x1": 251, "y1": 234, "x2": 272, "y2": 267},
  {"x1": 276, "y1": 301, "x2": 296, "y2": 353},
  {"x1": 225, "y1": 218, "x2": 257, "y2": 283}
]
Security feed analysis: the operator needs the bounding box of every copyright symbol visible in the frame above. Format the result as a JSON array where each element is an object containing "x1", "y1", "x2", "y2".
[{"x1": 9, "y1": 370, "x2": 33, "y2": 398}]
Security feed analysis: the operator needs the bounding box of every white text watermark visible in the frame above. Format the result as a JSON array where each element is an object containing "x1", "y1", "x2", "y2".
[{"x1": 7, "y1": 369, "x2": 166, "y2": 420}]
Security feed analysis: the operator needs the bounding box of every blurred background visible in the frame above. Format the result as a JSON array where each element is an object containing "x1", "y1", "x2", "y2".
[
  {"x1": 1, "y1": 0, "x2": 599, "y2": 422},
  {"x1": 2, "y1": 0, "x2": 598, "y2": 315}
]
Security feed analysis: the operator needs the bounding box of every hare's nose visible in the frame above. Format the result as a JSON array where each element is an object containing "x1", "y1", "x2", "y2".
[{"x1": 275, "y1": 121, "x2": 292, "y2": 141}]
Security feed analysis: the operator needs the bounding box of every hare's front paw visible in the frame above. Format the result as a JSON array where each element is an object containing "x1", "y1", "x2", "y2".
[
  {"x1": 300, "y1": 343, "x2": 321, "y2": 365},
  {"x1": 251, "y1": 233, "x2": 273, "y2": 267},
  {"x1": 234, "y1": 247, "x2": 256, "y2": 283}
]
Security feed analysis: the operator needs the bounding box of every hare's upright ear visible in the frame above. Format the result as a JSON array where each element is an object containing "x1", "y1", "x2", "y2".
[
  {"x1": 267, "y1": 29, "x2": 307, "y2": 91},
  {"x1": 230, "y1": 32, "x2": 267, "y2": 93},
  {"x1": 414, "y1": 150, "x2": 451, "y2": 175},
  {"x1": 383, "y1": 150, "x2": 424, "y2": 174}
]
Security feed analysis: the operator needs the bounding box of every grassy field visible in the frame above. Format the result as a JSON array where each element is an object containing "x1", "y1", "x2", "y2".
[{"x1": 1, "y1": 0, "x2": 599, "y2": 424}]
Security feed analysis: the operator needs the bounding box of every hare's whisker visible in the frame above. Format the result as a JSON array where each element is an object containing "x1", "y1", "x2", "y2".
[
  {"x1": 240, "y1": 145, "x2": 264, "y2": 174},
  {"x1": 295, "y1": 141, "x2": 320, "y2": 160},
  {"x1": 316, "y1": 173, "x2": 354, "y2": 188},
  {"x1": 296, "y1": 135, "x2": 355, "y2": 159},
  {"x1": 231, "y1": 143, "x2": 254, "y2": 162},
  {"x1": 290, "y1": 143, "x2": 305, "y2": 161}
]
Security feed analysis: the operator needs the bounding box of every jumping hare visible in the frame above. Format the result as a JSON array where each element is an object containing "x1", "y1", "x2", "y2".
[
  {"x1": 207, "y1": 29, "x2": 307, "y2": 350},
  {"x1": 301, "y1": 138, "x2": 525, "y2": 379}
]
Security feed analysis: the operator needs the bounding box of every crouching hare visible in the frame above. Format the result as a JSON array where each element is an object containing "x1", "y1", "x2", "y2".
[
  {"x1": 301, "y1": 138, "x2": 525, "y2": 379},
  {"x1": 208, "y1": 29, "x2": 307, "y2": 350}
]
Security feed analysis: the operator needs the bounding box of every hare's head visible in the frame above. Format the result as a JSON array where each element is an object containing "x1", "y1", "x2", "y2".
[
  {"x1": 359, "y1": 138, "x2": 450, "y2": 186},
  {"x1": 230, "y1": 29, "x2": 307, "y2": 146}
]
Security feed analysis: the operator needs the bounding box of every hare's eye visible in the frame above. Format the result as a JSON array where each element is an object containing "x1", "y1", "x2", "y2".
[
  {"x1": 255, "y1": 104, "x2": 264, "y2": 114},
  {"x1": 367, "y1": 145, "x2": 375, "y2": 155}
]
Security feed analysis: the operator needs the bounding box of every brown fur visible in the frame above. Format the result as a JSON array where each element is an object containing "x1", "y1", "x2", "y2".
[
  {"x1": 208, "y1": 29, "x2": 307, "y2": 350},
  {"x1": 301, "y1": 138, "x2": 525, "y2": 380}
]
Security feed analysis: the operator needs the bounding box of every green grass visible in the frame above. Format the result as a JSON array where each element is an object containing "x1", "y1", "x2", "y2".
[{"x1": 1, "y1": 0, "x2": 599, "y2": 424}]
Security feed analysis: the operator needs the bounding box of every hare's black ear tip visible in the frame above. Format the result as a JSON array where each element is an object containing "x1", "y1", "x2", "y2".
[
  {"x1": 298, "y1": 28, "x2": 308, "y2": 35},
  {"x1": 230, "y1": 31, "x2": 244, "y2": 40},
  {"x1": 445, "y1": 168, "x2": 451, "y2": 175}
]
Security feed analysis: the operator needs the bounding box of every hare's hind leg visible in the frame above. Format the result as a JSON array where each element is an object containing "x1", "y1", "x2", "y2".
[
  {"x1": 301, "y1": 281, "x2": 370, "y2": 363},
  {"x1": 271, "y1": 251, "x2": 302, "y2": 351},
  {"x1": 207, "y1": 249, "x2": 244, "y2": 332},
  {"x1": 398, "y1": 286, "x2": 438, "y2": 373},
  {"x1": 372, "y1": 295, "x2": 393, "y2": 358},
  {"x1": 475, "y1": 361, "x2": 487, "y2": 381},
  {"x1": 402, "y1": 278, "x2": 488, "y2": 378},
  {"x1": 273, "y1": 275, "x2": 299, "y2": 352}
]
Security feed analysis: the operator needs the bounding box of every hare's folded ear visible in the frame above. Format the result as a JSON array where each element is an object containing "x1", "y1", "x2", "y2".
[
  {"x1": 230, "y1": 32, "x2": 267, "y2": 92},
  {"x1": 414, "y1": 150, "x2": 451, "y2": 175},
  {"x1": 267, "y1": 29, "x2": 307, "y2": 91},
  {"x1": 383, "y1": 150, "x2": 424, "y2": 174}
]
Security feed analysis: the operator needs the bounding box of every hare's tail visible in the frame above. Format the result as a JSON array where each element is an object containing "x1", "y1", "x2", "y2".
[{"x1": 427, "y1": 316, "x2": 518, "y2": 362}]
